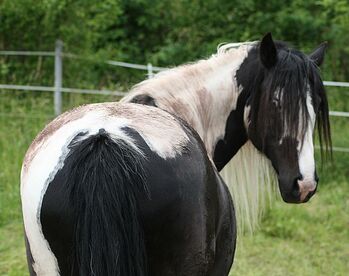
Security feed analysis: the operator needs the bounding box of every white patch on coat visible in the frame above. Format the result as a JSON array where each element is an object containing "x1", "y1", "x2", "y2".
[
  {"x1": 243, "y1": 104, "x2": 251, "y2": 129},
  {"x1": 122, "y1": 43, "x2": 255, "y2": 157},
  {"x1": 21, "y1": 103, "x2": 189, "y2": 275},
  {"x1": 276, "y1": 89, "x2": 317, "y2": 198},
  {"x1": 297, "y1": 93, "x2": 317, "y2": 198}
]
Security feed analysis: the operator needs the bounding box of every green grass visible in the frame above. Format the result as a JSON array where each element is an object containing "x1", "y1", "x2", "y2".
[
  {"x1": 232, "y1": 179, "x2": 349, "y2": 275},
  {"x1": 0, "y1": 220, "x2": 27, "y2": 276},
  {"x1": 0, "y1": 89, "x2": 348, "y2": 275}
]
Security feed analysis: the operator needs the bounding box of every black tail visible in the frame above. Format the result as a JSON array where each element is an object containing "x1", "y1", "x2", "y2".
[{"x1": 65, "y1": 129, "x2": 148, "y2": 275}]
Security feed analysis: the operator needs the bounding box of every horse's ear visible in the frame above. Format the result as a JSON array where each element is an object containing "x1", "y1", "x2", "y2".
[
  {"x1": 260, "y1": 33, "x2": 277, "y2": 69},
  {"x1": 309, "y1": 42, "x2": 328, "y2": 66}
]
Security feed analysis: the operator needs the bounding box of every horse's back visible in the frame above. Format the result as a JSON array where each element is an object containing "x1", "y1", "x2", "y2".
[{"x1": 21, "y1": 102, "x2": 235, "y2": 275}]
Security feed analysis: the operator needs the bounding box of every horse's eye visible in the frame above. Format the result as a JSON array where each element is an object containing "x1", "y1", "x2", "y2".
[{"x1": 272, "y1": 98, "x2": 282, "y2": 110}]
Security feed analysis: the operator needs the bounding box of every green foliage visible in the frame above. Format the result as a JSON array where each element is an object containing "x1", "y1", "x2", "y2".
[{"x1": 1, "y1": 0, "x2": 349, "y2": 88}]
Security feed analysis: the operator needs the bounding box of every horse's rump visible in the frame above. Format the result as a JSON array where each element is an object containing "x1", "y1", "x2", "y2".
[
  {"x1": 40, "y1": 128, "x2": 148, "y2": 275},
  {"x1": 21, "y1": 102, "x2": 236, "y2": 275}
]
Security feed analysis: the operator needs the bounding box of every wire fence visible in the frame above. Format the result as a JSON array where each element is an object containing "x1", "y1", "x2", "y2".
[{"x1": 1, "y1": 41, "x2": 348, "y2": 152}]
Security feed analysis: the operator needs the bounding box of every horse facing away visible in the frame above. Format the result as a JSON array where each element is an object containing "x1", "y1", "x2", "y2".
[
  {"x1": 21, "y1": 33, "x2": 331, "y2": 275},
  {"x1": 21, "y1": 103, "x2": 236, "y2": 275},
  {"x1": 122, "y1": 33, "x2": 331, "y2": 231}
]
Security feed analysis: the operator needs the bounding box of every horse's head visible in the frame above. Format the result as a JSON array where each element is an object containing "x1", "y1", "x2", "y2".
[{"x1": 240, "y1": 33, "x2": 331, "y2": 203}]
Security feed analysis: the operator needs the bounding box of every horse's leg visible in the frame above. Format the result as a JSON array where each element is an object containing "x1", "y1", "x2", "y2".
[
  {"x1": 141, "y1": 159, "x2": 235, "y2": 276},
  {"x1": 209, "y1": 175, "x2": 237, "y2": 276},
  {"x1": 139, "y1": 170, "x2": 216, "y2": 275}
]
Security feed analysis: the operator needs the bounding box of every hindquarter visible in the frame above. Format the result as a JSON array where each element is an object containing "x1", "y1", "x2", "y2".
[
  {"x1": 125, "y1": 125, "x2": 236, "y2": 275},
  {"x1": 21, "y1": 103, "x2": 236, "y2": 275},
  {"x1": 20, "y1": 103, "x2": 191, "y2": 275}
]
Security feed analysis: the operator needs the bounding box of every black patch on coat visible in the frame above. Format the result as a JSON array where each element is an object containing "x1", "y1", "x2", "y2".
[
  {"x1": 213, "y1": 90, "x2": 249, "y2": 171},
  {"x1": 129, "y1": 94, "x2": 158, "y2": 107},
  {"x1": 41, "y1": 130, "x2": 148, "y2": 276}
]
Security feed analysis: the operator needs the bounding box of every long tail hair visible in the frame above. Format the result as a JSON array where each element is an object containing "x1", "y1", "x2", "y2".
[
  {"x1": 220, "y1": 141, "x2": 279, "y2": 235},
  {"x1": 64, "y1": 129, "x2": 148, "y2": 275}
]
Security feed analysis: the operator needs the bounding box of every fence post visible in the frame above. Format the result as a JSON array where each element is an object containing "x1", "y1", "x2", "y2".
[
  {"x1": 147, "y1": 63, "x2": 153, "y2": 79},
  {"x1": 54, "y1": 40, "x2": 63, "y2": 116}
]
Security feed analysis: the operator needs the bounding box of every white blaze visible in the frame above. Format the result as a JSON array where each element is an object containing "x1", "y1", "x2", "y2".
[{"x1": 297, "y1": 92, "x2": 317, "y2": 199}]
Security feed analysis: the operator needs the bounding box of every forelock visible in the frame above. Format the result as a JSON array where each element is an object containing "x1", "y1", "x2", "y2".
[{"x1": 247, "y1": 41, "x2": 329, "y2": 153}]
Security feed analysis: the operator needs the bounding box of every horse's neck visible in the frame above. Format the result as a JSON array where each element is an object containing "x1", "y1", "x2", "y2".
[{"x1": 128, "y1": 49, "x2": 249, "y2": 157}]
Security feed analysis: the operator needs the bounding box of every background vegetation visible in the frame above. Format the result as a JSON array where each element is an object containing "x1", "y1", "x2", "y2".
[
  {"x1": 1, "y1": 0, "x2": 349, "y2": 86},
  {"x1": 0, "y1": 0, "x2": 348, "y2": 275}
]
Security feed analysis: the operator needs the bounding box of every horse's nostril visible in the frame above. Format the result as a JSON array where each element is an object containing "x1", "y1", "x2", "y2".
[{"x1": 298, "y1": 178, "x2": 317, "y2": 202}]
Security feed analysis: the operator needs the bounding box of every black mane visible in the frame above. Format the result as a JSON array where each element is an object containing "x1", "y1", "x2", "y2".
[{"x1": 237, "y1": 41, "x2": 331, "y2": 157}]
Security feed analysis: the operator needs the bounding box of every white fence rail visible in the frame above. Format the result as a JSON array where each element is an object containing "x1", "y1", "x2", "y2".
[
  {"x1": 323, "y1": 81, "x2": 349, "y2": 88},
  {"x1": 0, "y1": 84, "x2": 124, "y2": 96},
  {"x1": 1, "y1": 41, "x2": 348, "y2": 152}
]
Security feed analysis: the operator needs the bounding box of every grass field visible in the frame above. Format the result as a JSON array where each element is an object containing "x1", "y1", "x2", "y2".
[{"x1": 0, "y1": 89, "x2": 348, "y2": 275}]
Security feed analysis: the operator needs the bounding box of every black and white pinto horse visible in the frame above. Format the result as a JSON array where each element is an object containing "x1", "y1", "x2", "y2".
[
  {"x1": 21, "y1": 33, "x2": 331, "y2": 275},
  {"x1": 122, "y1": 33, "x2": 331, "y2": 231}
]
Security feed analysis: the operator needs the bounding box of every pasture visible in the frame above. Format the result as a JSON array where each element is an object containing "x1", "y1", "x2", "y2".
[{"x1": 0, "y1": 88, "x2": 348, "y2": 275}]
